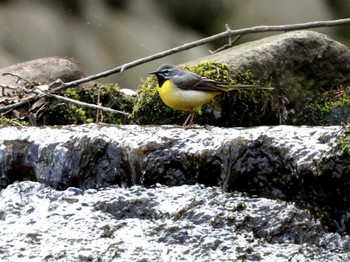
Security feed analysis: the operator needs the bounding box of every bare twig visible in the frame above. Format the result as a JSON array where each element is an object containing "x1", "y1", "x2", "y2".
[
  {"x1": 0, "y1": 84, "x2": 17, "y2": 91},
  {"x1": 2, "y1": 72, "x2": 34, "y2": 86},
  {"x1": 47, "y1": 92, "x2": 129, "y2": 116},
  {"x1": 96, "y1": 85, "x2": 102, "y2": 123},
  {"x1": 0, "y1": 97, "x2": 36, "y2": 112},
  {"x1": 0, "y1": 82, "x2": 130, "y2": 116},
  {"x1": 209, "y1": 24, "x2": 243, "y2": 53}
]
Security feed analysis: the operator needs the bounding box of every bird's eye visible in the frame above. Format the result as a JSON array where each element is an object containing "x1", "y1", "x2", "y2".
[{"x1": 162, "y1": 70, "x2": 170, "y2": 75}]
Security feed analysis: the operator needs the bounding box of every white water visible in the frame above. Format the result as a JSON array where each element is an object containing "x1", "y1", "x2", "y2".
[{"x1": 0, "y1": 182, "x2": 349, "y2": 261}]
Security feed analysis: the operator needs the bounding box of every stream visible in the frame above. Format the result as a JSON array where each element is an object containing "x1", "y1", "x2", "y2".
[{"x1": 0, "y1": 124, "x2": 349, "y2": 261}]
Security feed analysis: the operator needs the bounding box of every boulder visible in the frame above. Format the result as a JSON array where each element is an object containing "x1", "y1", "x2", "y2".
[
  {"x1": 189, "y1": 30, "x2": 350, "y2": 124},
  {"x1": 0, "y1": 57, "x2": 85, "y2": 96}
]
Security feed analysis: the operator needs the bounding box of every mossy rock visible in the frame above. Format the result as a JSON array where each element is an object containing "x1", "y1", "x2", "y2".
[
  {"x1": 300, "y1": 86, "x2": 350, "y2": 125},
  {"x1": 308, "y1": 123, "x2": 350, "y2": 230},
  {"x1": 43, "y1": 84, "x2": 134, "y2": 125},
  {"x1": 133, "y1": 61, "x2": 277, "y2": 127},
  {"x1": 188, "y1": 31, "x2": 350, "y2": 125}
]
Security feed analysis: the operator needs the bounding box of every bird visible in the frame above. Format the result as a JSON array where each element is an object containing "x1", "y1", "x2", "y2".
[{"x1": 149, "y1": 64, "x2": 273, "y2": 127}]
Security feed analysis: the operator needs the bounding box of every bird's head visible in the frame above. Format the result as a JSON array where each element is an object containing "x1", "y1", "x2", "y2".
[{"x1": 149, "y1": 64, "x2": 181, "y2": 86}]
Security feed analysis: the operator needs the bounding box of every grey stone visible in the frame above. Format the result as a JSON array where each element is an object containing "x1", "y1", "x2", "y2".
[
  {"x1": 190, "y1": 30, "x2": 350, "y2": 124},
  {"x1": 0, "y1": 57, "x2": 85, "y2": 96},
  {"x1": 0, "y1": 124, "x2": 349, "y2": 232}
]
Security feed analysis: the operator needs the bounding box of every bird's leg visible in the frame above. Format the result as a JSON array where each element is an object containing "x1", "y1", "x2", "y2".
[
  {"x1": 182, "y1": 110, "x2": 196, "y2": 127},
  {"x1": 188, "y1": 110, "x2": 196, "y2": 127},
  {"x1": 182, "y1": 111, "x2": 193, "y2": 127}
]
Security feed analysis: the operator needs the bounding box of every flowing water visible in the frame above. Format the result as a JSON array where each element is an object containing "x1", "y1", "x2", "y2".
[
  {"x1": 0, "y1": 124, "x2": 348, "y2": 261},
  {"x1": 0, "y1": 181, "x2": 349, "y2": 261}
]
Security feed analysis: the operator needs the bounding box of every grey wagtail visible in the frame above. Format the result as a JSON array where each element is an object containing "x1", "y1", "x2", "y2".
[{"x1": 150, "y1": 64, "x2": 273, "y2": 127}]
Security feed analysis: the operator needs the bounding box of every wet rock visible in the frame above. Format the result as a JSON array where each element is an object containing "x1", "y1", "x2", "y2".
[
  {"x1": 0, "y1": 181, "x2": 349, "y2": 261},
  {"x1": 0, "y1": 124, "x2": 337, "y2": 189},
  {"x1": 1, "y1": 124, "x2": 350, "y2": 232},
  {"x1": 190, "y1": 30, "x2": 350, "y2": 125}
]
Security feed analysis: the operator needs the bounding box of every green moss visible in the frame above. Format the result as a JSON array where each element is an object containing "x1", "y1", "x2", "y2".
[
  {"x1": 335, "y1": 123, "x2": 350, "y2": 156},
  {"x1": 236, "y1": 202, "x2": 246, "y2": 211},
  {"x1": 44, "y1": 84, "x2": 133, "y2": 125},
  {"x1": 312, "y1": 124, "x2": 350, "y2": 230},
  {"x1": 133, "y1": 61, "x2": 274, "y2": 127},
  {"x1": 308, "y1": 86, "x2": 350, "y2": 125},
  {"x1": 0, "y1": 116, "x2": 28, "y2": 127},
  {"x1": 227, "y1": 213, "x2": 235, "y2": 222},
  {"x1": 175, "y1": 207, "x2": 187, "y2": 220}
]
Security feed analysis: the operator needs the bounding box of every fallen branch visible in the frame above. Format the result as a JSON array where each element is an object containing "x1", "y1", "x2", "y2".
[
  {"x1": 47, "y1": 92, "x2": 130, "y2": 116},
  {"x1": 0, "y1": 96, "x2": 36, "y2": 112},
  {"x1": 0, "y1": 82, "x2": 130, "y2": 116}
]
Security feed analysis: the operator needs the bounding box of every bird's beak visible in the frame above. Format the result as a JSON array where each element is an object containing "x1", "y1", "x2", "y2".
[{"x1": 149, "y1": 70, "x2": 159, "y2": 75}]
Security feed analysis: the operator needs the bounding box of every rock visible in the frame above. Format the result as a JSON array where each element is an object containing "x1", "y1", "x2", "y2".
[
  {"x1": 0, "y1": 124, "x2": 349, "y2": 231},
  {"x1": 0, "y1": 57, "x2": 85, "y2": 96},
  {"x1": 1, "y1": 182, "x2": 349, "y2": 261},
  {"x1": 189, "y1": 30, "x2": 350, "y2": 124},
  {"x1": 0, "y1": 57, "x2": 86, "y2": 125}
]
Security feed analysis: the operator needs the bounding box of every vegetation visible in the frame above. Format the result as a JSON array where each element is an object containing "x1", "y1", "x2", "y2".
[
  {"x1": 44, "y1": 84, "x2": 134, "y2": 125},
  {"x1": 2, "y1": 62, "x2": 350, "y2": 127},
  {"x1": 310, "y1": 86, "x2": 350, "y2": 125},
  {"x1": 0, "y1": 116, "x2": 28, "y2": 127}
]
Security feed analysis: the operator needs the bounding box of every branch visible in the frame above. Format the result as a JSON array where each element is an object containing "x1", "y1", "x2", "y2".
[
  {"x1": 0, "y1": 96, "x2": 37, "y2": 112},
  {"x1": 0, "y1": 83, "x2": 130, "y2": 116},
  {"x1": 57, "y1": 18, "x2": 350, "y2": 90},
  {"x1": 47, "y1": 93, "x2": 130, "y2": 116}
]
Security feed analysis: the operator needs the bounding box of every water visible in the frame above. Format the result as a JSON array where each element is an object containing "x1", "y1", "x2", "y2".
[
  {"x1": 0, "y1": 181, "x2": 349, "y2": 261},
  {"x1": 0, "y1": 124, "x2": 348, "y2": 260}
]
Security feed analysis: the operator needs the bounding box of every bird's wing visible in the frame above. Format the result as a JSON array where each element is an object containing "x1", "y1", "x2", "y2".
[
  {"x1": 174, "y1": 72, "x2": 226, "y2": 92},
  {"x1": 174, "y1": 71, "x2": 274, "y2": 92}
]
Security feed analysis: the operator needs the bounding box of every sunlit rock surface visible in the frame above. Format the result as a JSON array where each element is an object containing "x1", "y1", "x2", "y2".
[{"x1": 0, "y1": 181, "x2": 349, "y2": 261}]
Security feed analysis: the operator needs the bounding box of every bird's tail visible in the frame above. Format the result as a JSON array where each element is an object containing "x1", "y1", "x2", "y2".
[{"x1": 219, "y1": 84, "x2": 274, "y2": 92}]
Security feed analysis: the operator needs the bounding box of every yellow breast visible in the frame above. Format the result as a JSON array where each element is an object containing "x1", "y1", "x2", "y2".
[{"x1": 157, "y1": 80, "x2": 219, "y2": 111}]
